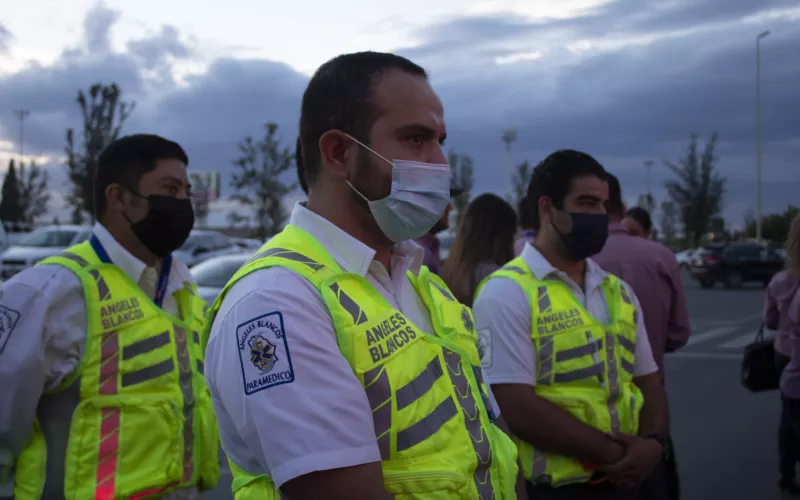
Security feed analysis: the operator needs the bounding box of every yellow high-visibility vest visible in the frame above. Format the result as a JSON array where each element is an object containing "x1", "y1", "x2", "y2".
[
  {"x1": 478, "y1": 257, "x2": 644, "y2": 487},
  {"x1": 14, "y1": 241, "x2": 220, "y2": 499},
  {"x1": 207, "y1": 225, "x2": 520, "y2": 500}
]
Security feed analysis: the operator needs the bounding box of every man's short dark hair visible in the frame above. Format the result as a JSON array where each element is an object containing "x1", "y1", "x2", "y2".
[
  {"x1": 526, "y1": 150, "x2": 607, "y2": 231},
  {"x1": 295, "y1": 136, "x2": 308, "y2": 194},
  {"x1": 94, "y1": 134, "x2": 188, "y2": 219},
  {"x1": 605, "y1": 172, "x2": 625, "y2": 217},
  {"x1": 626, "y1": 206, "x2": 653, "y2": 233},
  {"x1": 518, "y1": 195, "x2": 537, "y2": 230},
  {"x1": 298, "y1": 51, "x2": 428, "y2": 187}
]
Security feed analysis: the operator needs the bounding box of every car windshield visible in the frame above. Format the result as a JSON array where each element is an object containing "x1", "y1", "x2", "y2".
[
  {"x1": 19, "y1": 228, "x2": 78, "y2": 247},
  {"x1": 180, "y1": 233, "x2": 207, "y2": 251},
  {"x1": 191, "y1": 256, "x2": 248, "y2": 288}
]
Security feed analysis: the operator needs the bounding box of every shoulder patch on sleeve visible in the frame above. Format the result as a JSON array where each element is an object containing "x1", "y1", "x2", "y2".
[
  {"x1": 0, "y1": 304, "x2": 21, "y2": 355},
  {"x1": 236, "y1": 311, "x2": 294, "y2": 395},
  {"x1": 477, "y1": 328, "x2": 492, "y2": 369}
]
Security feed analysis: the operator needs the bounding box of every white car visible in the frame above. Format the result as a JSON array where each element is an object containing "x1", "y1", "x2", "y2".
[
  {"x1": 0, "y1": 225, "x2": 92, "y2": 280},
  {"x1": 173, "y1": 230, "x2": 243, "y2": 267},
  {"x1": 675, "y1": 248, "x2": 696, "y2": 270},
  {"x1": 190, "y1": 253, "x2": 252, "y2": 304}
]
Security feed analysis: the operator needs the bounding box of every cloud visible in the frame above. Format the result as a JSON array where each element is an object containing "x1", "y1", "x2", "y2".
[
  {"x1": 0, "y1": 0, "x2": 798, "y2": 228},
  {"x1": 0, "y1": 23, "x2": 10, "y2": 53}
]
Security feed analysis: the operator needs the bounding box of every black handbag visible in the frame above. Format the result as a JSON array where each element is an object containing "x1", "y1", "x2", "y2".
[{"x1": 741, "y1": 323, "x2": 780, "y2": 392}]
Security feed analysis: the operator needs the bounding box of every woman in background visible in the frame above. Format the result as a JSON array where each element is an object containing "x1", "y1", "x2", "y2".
[
  {"x1": 623, "y1": 206, "x2": 654, "y2": 239},
  {"x1": 441, "y1": 193, "x2": 517, "y2": 306},
  {"x1": 764, "y1": 213, "x2": 800, "y2": 496}
]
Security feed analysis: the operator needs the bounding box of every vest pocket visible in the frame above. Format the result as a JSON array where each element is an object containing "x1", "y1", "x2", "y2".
[
  {"x1": 64, "y1": 396, "x2": 183, "y2": 499},
  {"x1": 382, "y1": 468, "x2": 466, "y2": 499}
]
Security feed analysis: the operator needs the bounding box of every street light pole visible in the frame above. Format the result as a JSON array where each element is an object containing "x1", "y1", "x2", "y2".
[
  {"x1": 13, "y1": 109, "x2": 30, "y2": 163},
  {"x1": 755, "y1": 30, "x2": 770, "y2": 244}
]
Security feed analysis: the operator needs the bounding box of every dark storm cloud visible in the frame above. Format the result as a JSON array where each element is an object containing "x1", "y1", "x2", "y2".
[
  {"x1": 126, "y1": 25, "x2": 192, "y2": 70},
  {"x1": 82, "y1": 2, "x2": 121, "y2": 54}
]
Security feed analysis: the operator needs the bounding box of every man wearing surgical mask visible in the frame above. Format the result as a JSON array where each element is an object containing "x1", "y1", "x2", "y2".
[
  {"x1": 204, "y1": 51, "x2": 523, "y2": 500},
  {"x1": 0, "y1": 134, "x2": 218, "y2": 499},
  {"x1": 473, "y1": 150, "x2": 668, "y2": 500}
]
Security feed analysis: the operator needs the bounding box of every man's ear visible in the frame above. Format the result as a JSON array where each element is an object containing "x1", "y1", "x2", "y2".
[
  {"x1": 105, "y1": 184, "x2": 126, "y2": 213},
  {"x1": 318, "y1": 130, "x2": 354, "y2": 181}
]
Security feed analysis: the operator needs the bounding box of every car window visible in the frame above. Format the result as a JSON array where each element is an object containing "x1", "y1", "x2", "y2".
[
  {"x1": 212, "y1": 233, "x2": 231, "y2": 250},
  {"x1": 725, "y1": 245, "x2": 761, "y2": 259},
  {"x1": 20, "y1": 228, "x2": 78, "y2": 247},
  {"x1": 74, "y1": 230, "x2": 92, "y2": 243},
  {"x1": 191, "y1": 257, "x2": 248, "y2": 287}
]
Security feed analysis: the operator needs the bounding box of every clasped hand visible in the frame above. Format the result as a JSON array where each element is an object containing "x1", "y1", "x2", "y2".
[{"x1": 600, "y1": 433, "x2": 663, "y2": 490}]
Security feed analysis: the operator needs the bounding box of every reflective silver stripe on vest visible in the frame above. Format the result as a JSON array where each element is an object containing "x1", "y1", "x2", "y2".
[
  {"x1": 502, "y1": 265, "x2": 526, "y2": 275},
  {"x1": 121, "y1": 359, "x2": 175, "y2": 386},
  {"x1": 553, "y1": 363, "x2": 604, "y2": 383},
  {"x1": 531, "y1": 448, "x2": 549, "y2": 484},
  {"x1": 395, "y1": 358, "x2": 444, "y2": 410},
  {"x1": 57, "y1": 251, "x2": 111, "y2": 301},
  {"x1": 122, "y1": 331, "x2": 171, "y2": 360},
  {"x1": 555, "y1": 339, "x2": 603, "y2": 362},
  {"x1": 537, "y1": 336, "x2": 555, "y2": 385},
  {"x1": 259, "y1": 247, "x2": 368, "y2": 325},
  {"x1": 604, "y1": 333, "x2": 621, "y2": 433},
  {"x1": 249, "y1": 247, "x2": 325, "y2": 271},
  {"x1": 443, "y1": 349, "x2": 494, "y2": 500},
  {"x1": 620, "y1": 358, "x2": 634, "y2": 375},
  {"x1": 431, "y1": 281, "x2": 455, "y2": 301},
  {"x1": 536, "y1": 286, "x2": 551, "y2": 314},
  {"x1": 364, "y1": 366, "x2": 392, "y2": 460},
  {"x1": 619, "y1": 284, "x2": 633, "y2": 305},
  {"x1": 173, "y1": 325, "x2": 196, "y2": 483},
  {"x1": 618, "y1": 335, "x2": 636, "y2": 355},
  {"x1": 396, "y1": 397, "x2": 458, "y2": 451},
  {"x1": 330, "y1": 283, "x2": 369, "y2": 325}
]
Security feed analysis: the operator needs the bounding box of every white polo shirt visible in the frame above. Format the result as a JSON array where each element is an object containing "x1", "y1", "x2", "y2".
[
  {"x1": 204, "y1": 203, "x2": 500, "y2": 489},
  {"x1": 0, "y1": 223, "x2": 193, "y2": 497},
  {"x1": 473, "y1": 243, "x2": 658, "y2": 387}
]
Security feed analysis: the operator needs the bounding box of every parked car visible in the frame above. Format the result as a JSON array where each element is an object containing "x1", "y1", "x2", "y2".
[
  {"x1": 190, "y1": 253, "x2": 251, "y2": 304},
  {"x1": 233, "y1": 237, "x2": 262, "y2": 251},
  {"x1": 675, "y1": 248, "x2": 696, "y2": 270},
  {"x1": 0, "y1": 225, "x2": 92, "y2": 279},
  {"x1": 690, "y1": 242, "x2": 784, "y2": 289},
  {"x1": 173, "y1": 230, "x2": 242, "y2": 267}
]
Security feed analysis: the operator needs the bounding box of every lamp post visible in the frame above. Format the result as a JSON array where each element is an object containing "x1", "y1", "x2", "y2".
[
  {"x1": 755, "y1": 30, "x2": 770, "y2": 244},
  {"x1": 13, "y1": 109, "x2": 30, "y2": 162}
]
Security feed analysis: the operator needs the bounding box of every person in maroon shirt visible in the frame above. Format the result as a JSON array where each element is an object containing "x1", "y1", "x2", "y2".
[
  {"x1": 594, "y1": 174, "x2": 691, "y2": 500},
  {"x1": 414, "y1": 185, "x2": 463, "y2": 274}
]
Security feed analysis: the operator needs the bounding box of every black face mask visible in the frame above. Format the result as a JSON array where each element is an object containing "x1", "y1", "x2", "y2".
[
  {"x1": 554, "y1": 211, "x2": 609, "y2": 261},
  {"x1": 126, "y1": 192, "x2": 195, "y2": 257}
]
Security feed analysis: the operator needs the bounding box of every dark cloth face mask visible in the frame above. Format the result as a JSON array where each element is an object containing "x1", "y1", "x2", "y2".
[
  {"x1": 125, "y1": 191, "x2": 195, "y2": 258},
  {"x1": 552, "y1": 209, "x2": 609, "y2": 261}
]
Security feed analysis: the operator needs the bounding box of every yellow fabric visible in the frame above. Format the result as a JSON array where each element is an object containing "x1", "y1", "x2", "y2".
[
  {"x1": 478, "y1": 257, "x2": 644, "y2": 487},
  {"x1": 15, "y1": 241, "x2": 219, "y2": 500},
  {"x1": 207, "y1": 225, "x2": 519, "y2": 499}
]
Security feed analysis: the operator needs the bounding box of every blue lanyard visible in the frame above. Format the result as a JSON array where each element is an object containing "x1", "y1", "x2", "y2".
[{"x1": 90, "y1": 234, "x2": 173, "y2": 309}]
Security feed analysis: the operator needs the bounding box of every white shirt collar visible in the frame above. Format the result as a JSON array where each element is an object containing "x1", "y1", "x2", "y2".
[
  {"x1": 287, "y1": 202, "x2": 426, "y2": 277},
  {"x1": 520, "y1": 242, "x2": 609, "y2": 292},
  {"x1": 92, "y1": 222, "x2": 149, "y2": 284}
]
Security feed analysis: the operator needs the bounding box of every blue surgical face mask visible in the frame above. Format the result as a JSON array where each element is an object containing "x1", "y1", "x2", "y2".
[{"x1": 346, "y1": 135, "x2": 452, "y2": 243}]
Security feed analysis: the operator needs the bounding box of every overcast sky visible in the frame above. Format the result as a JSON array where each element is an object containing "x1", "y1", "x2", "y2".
[{"x1": 0, "y1": 0, "x2": 797, "y2": 228}]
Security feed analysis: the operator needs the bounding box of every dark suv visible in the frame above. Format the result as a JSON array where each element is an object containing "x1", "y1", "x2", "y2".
[{"x1": 690, "y1": 242, "x2": 784, "y2": 289}]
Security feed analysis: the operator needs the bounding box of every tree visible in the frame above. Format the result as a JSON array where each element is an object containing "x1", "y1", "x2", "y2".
[
  {"x1": 745, "y1": 205, "x2": 800, "y2": 245},
  {"x1": 510, "y1": 160, "x2": 532, "y2": 208},
  {"x1": 230, "y1": 123, "x2": 296, "y2": 239},
  {"x1": 448, "y1": 150, "x2": 474, "y2": 226},
  {"x1": 17, "y1": 162, "x2": 50, "y2": 224},
  {"x1": 659, "y1": 200, "x2": 679, "y2": 244},
  {"x1": 663, "y1": 133, "x2": 726, "y2": 247},
  {"x1": 0, "y1": 160, "x2": 24, "y2": 223},
  {"x1": 65, "y1": 83, "x2": 134, "y2": 223}
]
